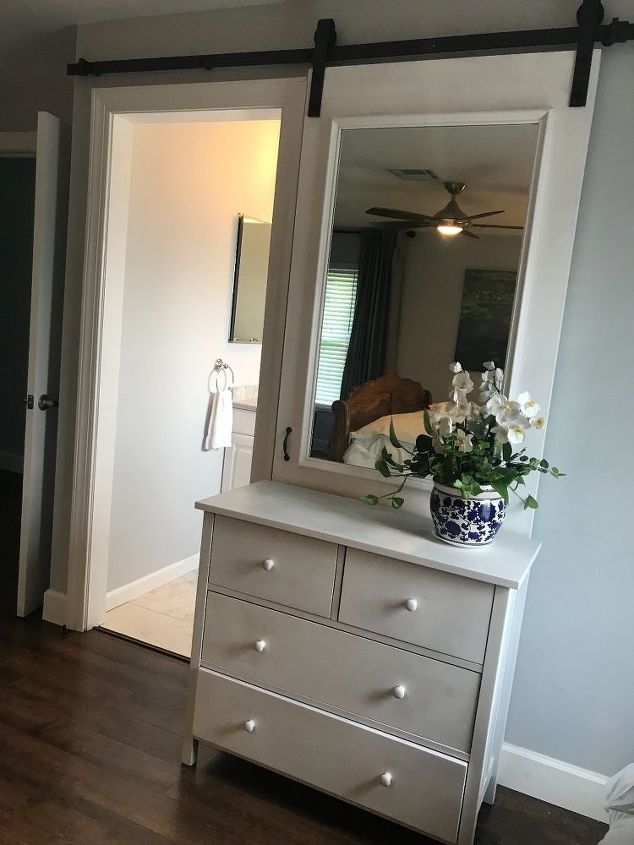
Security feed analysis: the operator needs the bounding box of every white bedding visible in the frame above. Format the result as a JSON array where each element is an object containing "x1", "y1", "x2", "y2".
[{"x1": 342, "y1": 409, "x2": 433, "y2": 469}]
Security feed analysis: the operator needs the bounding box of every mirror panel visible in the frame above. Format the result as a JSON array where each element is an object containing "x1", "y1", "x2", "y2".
[
  {"x1": 229, "y1": 214, "x2": 272, "y2": 343},
  {"x1": 310, "y1": 123, "x2": 539, "y2": 466}
]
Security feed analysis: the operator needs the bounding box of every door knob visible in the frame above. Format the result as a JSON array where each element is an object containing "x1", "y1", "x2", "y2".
[{"x1": 38, "y1": 394, "x2": 59, "y2": 411}]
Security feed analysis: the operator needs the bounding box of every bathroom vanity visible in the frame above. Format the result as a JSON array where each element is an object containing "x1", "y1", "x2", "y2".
[{"x1": 183, "y1": 481, "x2": 540, "y2": 844}]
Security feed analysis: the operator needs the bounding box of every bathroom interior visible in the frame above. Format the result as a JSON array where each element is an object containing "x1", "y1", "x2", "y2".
[{"x1": 99, "y1": 110, "x2": 280, "y2": 655}]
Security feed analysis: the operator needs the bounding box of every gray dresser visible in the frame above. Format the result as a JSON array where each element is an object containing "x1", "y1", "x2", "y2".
[{"x1": 183, "y1": 481, "x2": 540, "y2": 845}]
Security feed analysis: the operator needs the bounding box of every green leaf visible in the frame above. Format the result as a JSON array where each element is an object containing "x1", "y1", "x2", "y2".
[
  {"x1": 502, "y1": 442, "x2": 512, "y2": 462},
  {"x1": 375, "y1": 459, "x2": 392, "y2": 478},
  {"x1": 361, "y1": 494, "x2": 378, "y2": 505},
  {"x1": 490, "y1": 480, "x2": 509, "y2": 504},
  {"x1": 391, "y1": 497, "x2": 404, "y2": 509},
  {"x1": 539, "y1": 459, "x2": 549, "y2": 469},
  {"x1": 524, "y1": 494, "x2": 539, "y2": 510},
  {"x1": 519, "y1": 455, "x2": 529, "y2": 462},
  {"x1": 423, "y1": 409, "x2": 436, "y2": 438},
  {"x1": 389, "y1": 418, "x2": 403, "y2": 449}
]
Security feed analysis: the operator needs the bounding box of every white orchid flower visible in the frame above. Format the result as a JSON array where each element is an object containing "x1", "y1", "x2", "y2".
[
  {"x1": 450, "y1": 361, "x2": 463, "y2": 374},
  {"x1": 530, "y1": 415, "x2": 546, "y2": 430},
  {"x1": 494, "y1": 367, "x2": 504, "y2": 390},
  {"x1": 486, "y1": 394, "x2": 506, "y2": 417},
  {"x1": 452, "y1": 370, "x2": 473, "y2": 391},
  {"x1": 483, "y1": 360, "x2": 496, "y2": 371},
  {"x1": 507, "y1": 424, "x2": 526, "y2": 445},
  {"x1": 492, "y1": 425, "x2": 509, "y2": 444},
  {"x1": 517, "y1": 391, "x2": 542, "y2": 420},
  {"x1": 438, "y1": 416, "x2": 454, "y2": 436},
  {"x1": 479, "y1": 390, "x2": 491, "y2": 404},
  {"x1": 495, "y1": 400, "x2": 523, "y2": 426},
  {"x1": 455, "y1": 429, "x2": 474, "y2": 453},
  {"x1": 432, "y1": 435, "x2": 445, "y2": 454}
]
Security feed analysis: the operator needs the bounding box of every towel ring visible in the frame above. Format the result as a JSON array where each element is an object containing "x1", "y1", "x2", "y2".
[{"x1": 208, "y1": 359, "x2": 235, "y2": 393}]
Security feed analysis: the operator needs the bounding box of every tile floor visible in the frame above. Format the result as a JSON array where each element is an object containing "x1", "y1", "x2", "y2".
[{"x1": 101, "y1": 569, "x2": 198, "y2": 657}]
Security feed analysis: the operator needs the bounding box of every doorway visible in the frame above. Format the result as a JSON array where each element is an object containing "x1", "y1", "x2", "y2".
[
  {"x1": 94, "y1": 110, "x2": 282, "y2": 656},
  {"x1": 1, "y1": 118, "x2": 67, "y2": 621},
  {"x1": 0, "y1": 155, "x2": 35, "y2": 615}
]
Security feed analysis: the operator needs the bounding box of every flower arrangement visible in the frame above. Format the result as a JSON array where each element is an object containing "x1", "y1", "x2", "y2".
[{"x1": 364, "y1": 361, "x2": 563, "y2": 512}]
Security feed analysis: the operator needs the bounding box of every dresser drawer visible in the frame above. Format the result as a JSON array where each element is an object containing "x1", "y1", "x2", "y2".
[
  {"x1": 209, "y1": 516, "x2": 337, "y2": 617},
  {"x1": 194, "y1": 669, "x2": 466, "y2": 842},
  {"x1": 339, "y1": 549, "x2": 494, "y2": 664},
  {"x1": 202, "y1": 592, "x2": 478, "y2": 753}
]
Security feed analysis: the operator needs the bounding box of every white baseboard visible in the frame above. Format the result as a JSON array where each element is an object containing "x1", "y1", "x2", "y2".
[
  {"x1": 105, "y1": 554, "x2": 199, "y2": 611},
  {"x1": 0, "y1": 450, "x2": 23, "y2": 474},
  {"x1": 499, "y1": 742, "x2": 609, "y2": 823},
  {"x1": 42, "y1": 589, "x2": 67, "y2": 627}
]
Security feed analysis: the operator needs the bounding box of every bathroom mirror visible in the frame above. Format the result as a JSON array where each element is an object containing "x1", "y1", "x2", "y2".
[
  {"x1": 309, "y1": 123, "x2": 540, "y2": 466},
  {"x1": 229, "y1": 214, "x2": 272, "y2": 343}
]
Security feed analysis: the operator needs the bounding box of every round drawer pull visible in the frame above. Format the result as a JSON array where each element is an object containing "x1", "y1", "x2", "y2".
[
  {"x1": 405, "y1": 598, "x2": 418, "y2": 612},
  {"x1": 380, "y1": 772, "x2": 393, "y2": 788},
  {"x1": 244, "y1": 719, "x2": 256, "y2": 733},
  {"x1": 392, "y1": 685, "x2": 406, "y2": 700},
  {"x1": 254, "y1": 639, "x2": 267, "y2": 653},
  {"x1": 262, "y1": 558, "x2": 275, "y2": 571}
]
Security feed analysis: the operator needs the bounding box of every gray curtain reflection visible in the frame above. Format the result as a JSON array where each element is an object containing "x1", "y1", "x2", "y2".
[{"x1": 340, "y1": 229, "x2": 397, "y2": 399}]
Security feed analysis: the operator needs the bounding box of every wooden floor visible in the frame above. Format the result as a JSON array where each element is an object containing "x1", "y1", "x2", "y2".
[{"x1": 0, "y1": 611, "x2": 608, "y2": 845}]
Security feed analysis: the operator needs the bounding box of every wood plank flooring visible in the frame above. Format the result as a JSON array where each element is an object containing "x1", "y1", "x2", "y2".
[{"x1": 0, "y1": 613, "x2": 608, "y2": 845}]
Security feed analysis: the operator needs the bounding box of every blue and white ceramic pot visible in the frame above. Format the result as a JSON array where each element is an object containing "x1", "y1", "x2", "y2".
[{"x1": 430, "y1": 483, "x2": 506, "y2": 546}]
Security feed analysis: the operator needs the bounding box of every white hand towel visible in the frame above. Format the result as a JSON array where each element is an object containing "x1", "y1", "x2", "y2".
[{"x1": 202, "y1": 388, "x2": 233, "y2": 451}]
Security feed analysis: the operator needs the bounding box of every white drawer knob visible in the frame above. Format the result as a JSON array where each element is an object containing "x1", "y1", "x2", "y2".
[
  {"x1": 393, "y1": 685, "x2": 406, "y2": 700},
  {"x1": 405, "y1": 598, "x2": 418, "y2": 612},
  {"x1": 244, "y1": 719, "x2": 256, "y2": 733},
  {"x1": 262, "y1": 558, "x2": 275, "y2": 571},
  {"x1": 254, "y1": 639, "x2": 267, "y2": 653},
  {"x1": 380, "y1": 772, "x2": 393, "y2": 788}
]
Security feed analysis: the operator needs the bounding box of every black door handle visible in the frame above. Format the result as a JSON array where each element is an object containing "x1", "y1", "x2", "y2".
[
  {"x1": 283, "y1": 427, "x2": 292, "y2": 461},
  {"x1": 38, "y1": 394, "x2": 59, "y2": 411}
]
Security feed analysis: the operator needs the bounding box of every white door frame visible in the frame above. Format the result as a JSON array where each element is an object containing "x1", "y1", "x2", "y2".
[{"x1": 65, "y1": 77, "x2": 307, "y2": 631}]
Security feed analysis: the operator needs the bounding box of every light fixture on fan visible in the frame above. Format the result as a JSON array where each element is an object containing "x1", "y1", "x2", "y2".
[{"x1": 366, "y1": 180, "x2": 524, "y2": 240}]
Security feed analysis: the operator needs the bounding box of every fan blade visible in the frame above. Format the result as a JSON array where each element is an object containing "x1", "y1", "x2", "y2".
[
  {"x1": 366, "y1": 206, "x2": 436, "y2": 223},
  {"x1": 370, "y1": 221, "x2": 430, "y2": 230},
  {"x1": 465, "y1": 210, "x2": 505, "y2": 221},
  {"x1": 472, "y1": 224, "x2": 524, "y2": 230},
  {"x1": 460, "y1": 229, "x2": 480, "y2": 240}
]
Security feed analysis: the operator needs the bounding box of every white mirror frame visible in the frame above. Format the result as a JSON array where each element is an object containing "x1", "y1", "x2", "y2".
[{"x1": 273, "y1": 51, "x2": 600, "y2": 537}]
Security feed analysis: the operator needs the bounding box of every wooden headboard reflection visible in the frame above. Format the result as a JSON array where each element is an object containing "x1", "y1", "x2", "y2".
[{"x1": 328, "y1": 373, "x2": 432, "y2": 462}]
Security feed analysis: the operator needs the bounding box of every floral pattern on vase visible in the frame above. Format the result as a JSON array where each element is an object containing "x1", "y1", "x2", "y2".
[{"x1": 430, "y1": 483, "x2": 506, "y2": 546}]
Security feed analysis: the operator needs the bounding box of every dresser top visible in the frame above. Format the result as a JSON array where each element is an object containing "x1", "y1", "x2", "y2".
[{"x1": 196, "y1": 481, "x2": 540, "y2": 589}]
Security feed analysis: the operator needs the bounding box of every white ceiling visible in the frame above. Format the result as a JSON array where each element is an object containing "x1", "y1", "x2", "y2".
[
  {"x1": 0, "y1": 0, "x2": 292, "y2": 58},
  {"x1": 333, "y1": 123, "x2": 540, "y2": 230}
]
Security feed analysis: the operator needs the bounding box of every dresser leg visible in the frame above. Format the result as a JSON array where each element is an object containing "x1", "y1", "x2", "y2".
[{"x1": 182, "y1": 736, "x2": 199, "y2": 767}]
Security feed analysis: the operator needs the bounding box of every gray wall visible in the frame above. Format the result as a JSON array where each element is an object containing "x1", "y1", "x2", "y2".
[
  {"x1": 506, "y1": 42, "x2": 634, "y2": 776},
  {"x1": 397, "y1": 231, "x2": 523, "y2": 401},
  {"x1": 0, "y1": 27, "x2": 76, "y2": 131},
  {"x1": 0, "y1": 158, "x2": 35, "y2": 467},
  {"x1": 52, "y1": 0, "x2": 634, "y2": 777}
]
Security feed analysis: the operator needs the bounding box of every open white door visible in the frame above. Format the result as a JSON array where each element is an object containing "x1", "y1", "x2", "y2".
[{"x1": 17, "y1": 112, "x2": 69, "y2": 617}]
